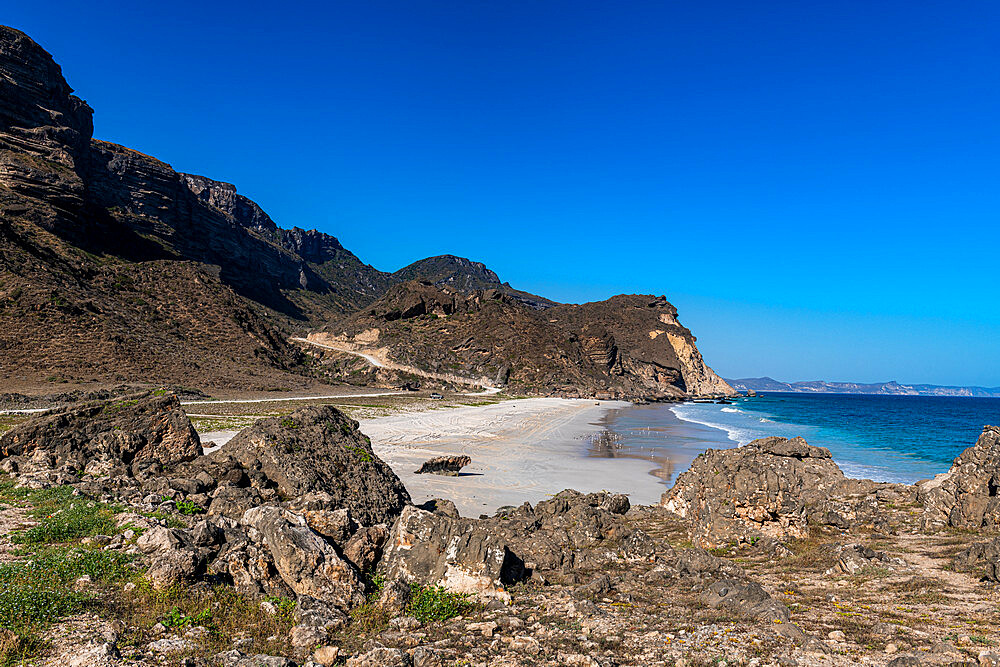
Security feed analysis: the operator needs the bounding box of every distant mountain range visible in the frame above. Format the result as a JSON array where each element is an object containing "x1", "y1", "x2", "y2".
[{"x1": 726, "y1": 377, "x2": 1000, "y2": 398}]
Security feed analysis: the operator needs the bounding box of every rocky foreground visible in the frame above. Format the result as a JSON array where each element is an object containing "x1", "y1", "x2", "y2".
[{"x1": 1, "y1": 394, "x2": 1000, "y2": 666}]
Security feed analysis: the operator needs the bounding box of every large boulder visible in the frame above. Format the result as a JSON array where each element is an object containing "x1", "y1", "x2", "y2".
[
  {"x1": 661, "y1": 436, "x2": 890, "y2": 547},
  {"x1": 919, "y1": 426, "x2": 1000, "y2": 531},
  {"x1": 380, "y1": 490, "x2": 657, "y2": 600},
  {"x1": 380, "y1": 505, "x2": 518, "y2": 601},
  {"x1": 197, "y1": 406, "x2": 410, "y2": 525},
  {"x1": 0, "y1": 392, "x2": 201, "y2": 474},
  {"x1": 241, "y1": 506, "x2": 365, "y2": 610}
]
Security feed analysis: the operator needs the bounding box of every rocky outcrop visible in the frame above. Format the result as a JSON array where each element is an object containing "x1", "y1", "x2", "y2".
[
  {"x1": 194, "y1": 406, "x2": 411, "y2": 525},
  {"x1": 661, "y1": 436, "x2": 901, "y2": 547},
  {"x1": 826, "y1": 543, "x2": 906, "y2": 576},
  {"x1": 486, "y1": 490, "x2": 656, "y2": 576},
  {"x1": 0, "y1": 392, "x2": 201, "y2": 476},
  {"x1": 918, "y1": 426, "x2": 1000, "y2": 531},
  {"x1": 414, "y1": 455, "x2": 471, "y2": 476},
  {"x1": 380, "y1": 490, "x2": 658, "y2": 603}
]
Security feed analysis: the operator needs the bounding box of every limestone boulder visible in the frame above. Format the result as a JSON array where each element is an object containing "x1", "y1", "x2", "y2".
[
  {"x1": 380, "y1": 505, "x2": 517, "y2": 602},
  {"x1": 661, "y1": 436, "x2": 894, "y2": 547},
  {"x1": 241, "y1": 505, "x2": 365, "y2": 610}
]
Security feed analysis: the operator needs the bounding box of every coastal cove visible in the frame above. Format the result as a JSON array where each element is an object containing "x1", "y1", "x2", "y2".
[{"x1": 184, "y1": 393, "x2": 1000, "y2": 517}]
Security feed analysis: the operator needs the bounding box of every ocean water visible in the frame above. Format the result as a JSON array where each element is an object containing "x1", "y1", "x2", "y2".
[{"x1": 600, "y1": 393, "x2": 1000, "y2": 487}]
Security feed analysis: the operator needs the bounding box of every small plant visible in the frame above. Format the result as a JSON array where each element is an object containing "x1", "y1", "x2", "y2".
[
  {"x1": 344, "y1": 445, "x2": 372, "y2": 463},
  {"x1": 175, "y1": 499, "x2": 205, "y2": 516},
  {"x1": 103, "y1": 399, "x2": 139, "y2": 414},
  {"x1": 0, "y1": 547, "x2": 133, "y2": 635},
  {"x1": 263, "y1": 596, "x2": 296, "y2": 622},
  {"x1": 280, "y1": 417, "x2": 298, "y2": 430},
  {"x1": 12, "y1": 489, "x2": 120, "y2": 544},
  {"x1": 406, "y1": 584, "x2": 472, "y2": 623},
  {"x1": 162, "y1": 606, "x2": 213, "y2": 630}
]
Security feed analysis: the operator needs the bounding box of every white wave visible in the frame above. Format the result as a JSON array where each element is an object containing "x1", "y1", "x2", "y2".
[
  {"x1": 720, "y1": 407, "x2": 742, "y2": 414},
  {"x1": 669, "y1": 405, "x2": 756, "y2": 445}
]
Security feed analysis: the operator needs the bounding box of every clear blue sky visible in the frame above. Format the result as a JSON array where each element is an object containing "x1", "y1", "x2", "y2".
[{"x1": 7, "y1": 1, "x2": 999, "y2": 386}]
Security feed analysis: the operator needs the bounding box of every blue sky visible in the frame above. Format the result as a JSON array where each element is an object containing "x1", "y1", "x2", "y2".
[{"x1": 7, "y1": 1, "x2": 999, "y2": 386}]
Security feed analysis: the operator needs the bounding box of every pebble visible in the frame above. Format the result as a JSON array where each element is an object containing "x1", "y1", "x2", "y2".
[{"x1": 886, "y1": 643, "x2": 898, "y2": 654}]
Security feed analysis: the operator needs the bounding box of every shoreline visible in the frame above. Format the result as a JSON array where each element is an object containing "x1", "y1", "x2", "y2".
[{"x1": 358, "y1": 397, "x2": 668, "y2": 517}]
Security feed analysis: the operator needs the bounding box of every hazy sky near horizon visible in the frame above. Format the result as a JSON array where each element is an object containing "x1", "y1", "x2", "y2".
[{"x1": 7, "y1": 1, "x2": 999, "y2": 386}]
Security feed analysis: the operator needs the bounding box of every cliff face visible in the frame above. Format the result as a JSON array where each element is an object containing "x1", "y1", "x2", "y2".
[
  {"x1": 0, "y1": 26, "x2": 309, "y2": 388},
  {"x1": 0, "y1": 25, "x2": 732, "y2": 396},
  {"x1": 320, "y1": 282, "x2": 734, "y2": 398}
]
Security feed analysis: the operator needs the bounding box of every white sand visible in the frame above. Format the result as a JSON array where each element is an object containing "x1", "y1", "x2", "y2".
[{"x1": 359, "y1": 398, "x2": 666, "y2": 517}]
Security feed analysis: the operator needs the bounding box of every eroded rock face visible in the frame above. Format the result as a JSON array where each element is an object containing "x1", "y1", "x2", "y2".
[
  {"x1": 660, "y1": 436, "x2": 897, "y2": 547},
  {"x1": 0, "y1": 392, "x2": 201, "y2": 475},
  {"x1": 919, "y1": 426, "x2": 1000, "y2": 531},
  {"x1": 487, "y1": 490, "x2": 655, "y2": 575},
  {"x1": 381, "y1": 490, "x2": 658, "y2": 602},
  {"x1": 197, "y1": 406, "x2": 410, "y2": 525}
]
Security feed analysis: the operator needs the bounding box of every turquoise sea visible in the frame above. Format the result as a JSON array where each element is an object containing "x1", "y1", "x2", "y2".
[{"x1": 600, "y1": 393, "x2": 1000, "y2": 487}]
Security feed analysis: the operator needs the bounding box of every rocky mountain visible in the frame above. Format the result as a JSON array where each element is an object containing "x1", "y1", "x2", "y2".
[
  {"x1": 390, "y1": 254, "x2": 555, "y2": 310},
  {"x1": 727, "y1": 377, "x2": 1000, "y2": 398},
  {"x1": 311, "y1": 281, "x2": 734, "y2": 399},
  {"x1": 0, "y1": 25, "x2": 731, "y2": 398}
]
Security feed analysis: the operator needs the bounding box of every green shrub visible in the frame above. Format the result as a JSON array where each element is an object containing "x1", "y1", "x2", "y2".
[
  {"x1": 406, "y1": 584, "x2": 472, "y2": 623},
  {"x1": 162, "y1": 606, "x2": 213, "y2": 629},
  {"x1": 174, "y1": 499, "x2": 205, "y2": 516},
  {"x1": 344, "y1": 445, "x2": 372, "y2": 463}
]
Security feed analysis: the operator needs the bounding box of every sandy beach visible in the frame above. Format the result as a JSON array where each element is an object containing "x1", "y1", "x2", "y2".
[{"x1": 359, "y1": 397, "x2": 666, "y2": 516}]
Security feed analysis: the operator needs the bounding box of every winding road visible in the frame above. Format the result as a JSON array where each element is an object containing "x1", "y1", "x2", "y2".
[{"x1": 291, "y1": 337, "x2": 502, "y2": 395}]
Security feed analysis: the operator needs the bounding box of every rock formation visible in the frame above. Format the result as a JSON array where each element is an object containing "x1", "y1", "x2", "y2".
[
  {"x1": 918, "y1": 425, "x2": 1000, "y2": 531},
  {"x1": 660, "y1": 436, "x2": 906, "y2": 547},
  {"x1": 187, "y1": 406, "x2": 411, "y2": 525},
  {"x1": 0, "y1": 392, "x2": 201, "y2": 479}
]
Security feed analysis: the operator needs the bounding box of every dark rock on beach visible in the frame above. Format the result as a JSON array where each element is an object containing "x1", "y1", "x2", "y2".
[{"x1": 414, "y1": 455, "x2": 471, "y2": 475}]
